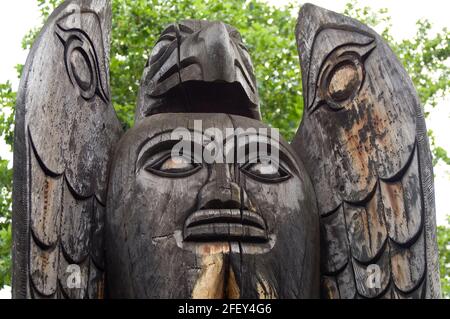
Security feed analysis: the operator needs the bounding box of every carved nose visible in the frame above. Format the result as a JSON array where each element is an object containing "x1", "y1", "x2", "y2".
[
  {"x1": 185, "y1": 22, "x2": 236, "y2": 83},
  {"x1": 197, "y1": 164, "x2": 241, "y2": 210},
  {"x1": 198, "y1": 182, "x2": 241, "y2": 209}
]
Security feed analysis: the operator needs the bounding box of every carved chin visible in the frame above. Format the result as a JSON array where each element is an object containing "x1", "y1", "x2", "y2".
[{"x1": 190, "y1": 253, "x2": 277, "y2": 299}]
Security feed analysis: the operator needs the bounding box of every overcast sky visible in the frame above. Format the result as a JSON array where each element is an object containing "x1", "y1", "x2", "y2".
[{"x1": 0, "y1": 0, "x2": 449, "y2": 298}]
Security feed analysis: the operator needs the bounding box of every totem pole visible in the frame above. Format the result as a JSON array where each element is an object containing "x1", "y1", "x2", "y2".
[{"x1": 12, "y1": 0, "x2": 440, "y2": 299}]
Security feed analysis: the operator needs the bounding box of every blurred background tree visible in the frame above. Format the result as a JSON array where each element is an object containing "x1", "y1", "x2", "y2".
[{"x1": 0, "y1": 0, "x2": 449, "y2": 296}]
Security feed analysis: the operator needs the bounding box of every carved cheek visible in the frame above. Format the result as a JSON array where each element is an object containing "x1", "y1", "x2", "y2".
[
  {"x1": 242, "y1": 176, "x2": 304, "y2": 235},
  {"x1": 133, "y1": 169, "x2": 209, "y2": 232}
]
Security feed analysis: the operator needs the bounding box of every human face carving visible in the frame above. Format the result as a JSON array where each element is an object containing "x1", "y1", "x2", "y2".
[{"x1": 106, "y1": 113, "x2": 319, "y2": 298}]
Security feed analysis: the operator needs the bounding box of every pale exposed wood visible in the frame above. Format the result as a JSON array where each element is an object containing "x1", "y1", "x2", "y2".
[
  {"x1": 192, "y1": 254, "x2": 227, "y2": 299},
  {"x1": 29, "y1": 239, "x2": 58, "y2": 296}
]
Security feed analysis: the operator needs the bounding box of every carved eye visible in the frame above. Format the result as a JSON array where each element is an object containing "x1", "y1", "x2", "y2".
[
  {"x1": 178, "y1": 23, "x2": 194, "y2": 35},
  {"x1": 318, "y1": 53, "x2": 365, "y2": 111},
  {"x1": 144, "y1": 153, "x2": 201, "y2": 177},
  {"x1": 327, "y1": 61, "x2": 361, "y2": 102},
  {"x1": 238, "y1": 43, "x2": 253, "y2": 65},
  {"x1": 58, "y1": 33, "x2": 109, "y2": 103},
  {"x1": 149, "y1": 38, "x2": 174, "y2": 65},
  {"x1": 241, "y1": 161, "x2": 291, "y2": 183},
  {"x1": 159, "y1": 156, "x2": 194, "y2": 172},
  {"x1": 229, "y1": 30, "x2": 243, "y2": 42},
  {"x1": 311, "y1": 42, "x2": 375, "y2": 112},
  {"x1": 55, "y1": 16, "x2": 110, "y2": 103},
  {"x1": 70, "y1": 48, "x2": 92, "y2": 91}
]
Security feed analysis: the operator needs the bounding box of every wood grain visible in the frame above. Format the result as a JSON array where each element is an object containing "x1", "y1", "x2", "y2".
[
  {"x1": 292, "y1": 4, "x2": 440, "y2": 299},
  {"x1": 12, "y1": 0, "x2": 122, "y2": 299}
]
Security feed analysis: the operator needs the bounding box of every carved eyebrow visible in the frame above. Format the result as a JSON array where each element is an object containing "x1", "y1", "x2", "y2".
[
  {"x1": 136, "y1": 129, "x2": 205, "y2": 168},
  {"x1": 306, "y1": 26, "x2": 376, "y2": 108},
  {"x1": 156, "y1": 33, "x2": 176, "y2": 43},
  {"x1": 136, "y1": 131, "x2": 176, "y2": 166},
  {"x1": 178, "y1": 23, "x2": 194, "y2": 34},
  {"x1": 225, "y1": 134, "x2": 300, "y2": 175},
  {"x1": 159, "y1": 24, "x2": 178, "y2": 37},
  {"x1": 228, "y1": 29, "x2": 241, "y2": 38},
  {"x1": 153, "y1": 25, "x2": 177, "y2": 46},
  {"x1": 236, "y1": 41, "x2": 249, "y2": 52}
]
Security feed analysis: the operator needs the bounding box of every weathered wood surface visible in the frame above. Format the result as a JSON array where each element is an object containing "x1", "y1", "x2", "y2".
[
  {"x1": 12, "y1": 0, "x2": 440, "y2": 299},
  {"x1": 105, "y1": 113, "x2": 319, "y2": 298},
  {"x1": 292, "y1": 4, "x2": 440, "y2": 299},
  {"x1": 12, "y1": 0, "x2": 122, "y2": 298}
]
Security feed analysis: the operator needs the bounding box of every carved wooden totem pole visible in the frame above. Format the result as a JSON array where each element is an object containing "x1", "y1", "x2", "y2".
[{"x1": 12, "y1": 0, "x2": 440, "y2": 299}]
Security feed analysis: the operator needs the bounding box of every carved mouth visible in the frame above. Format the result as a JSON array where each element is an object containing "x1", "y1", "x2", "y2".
[{"x1": 183, "y1": 209, "x2": 268, "y2": 243}]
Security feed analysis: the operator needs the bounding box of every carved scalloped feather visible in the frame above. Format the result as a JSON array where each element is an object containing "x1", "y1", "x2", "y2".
[
  {"x1": 12, "y1": 0, "x2": 119, "y2": 299},
  {"x1": 319, "y1": 144, "x2": 427, "y2": 298},
  {"x1": 29, "y1": 145, "x2": 106, "y2": 298},
  {"x1": 294, "y1": 4, "x2": 439, "y2": 299}
]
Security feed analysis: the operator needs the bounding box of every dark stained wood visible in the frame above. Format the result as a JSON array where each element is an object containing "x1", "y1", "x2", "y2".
[
  {"x1": 60, "y1": 183, "x2": 92, "y2": 264},
  {"x1": 320, "y1": 205, "x2": 348, "y2": 274},
  {"x1": 90, "y1": 200, "x2": 106, "y2": 270},
  {"x1": 390, "y1": 232, "x2": 426, "y2": 293},
  {"x1": 13, "y1": 0, "x2": 439, "y2": 300},
  {"x1": 12, "y1": 0, "x2": 122, "y2": 299},
  {"x1": 344, "y1": 191, "x2": 387, "y2": 263},
  {"x1": 105, "y1": 113, "x2": 319, "y2": 298},
  {"x1": 30, "y1": 147, "x2": 62, "y2": 248},
  {"x1": 136, "y1": 20, "x2": 261, "y2": 122},
  {"x1": 335, "y1": 262, "x2": 357, "y2": 299},
  {"x1": 292, "y1": 3, "x2": 440, "y2": 299}
]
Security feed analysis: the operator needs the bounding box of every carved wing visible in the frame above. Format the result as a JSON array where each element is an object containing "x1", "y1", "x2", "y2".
[
  {"x1": 292, "y1": 4, "x2": 441, "y2": 298},
  {"x1": 12, "y1": 0, "x2": 122, "y2": 298}
]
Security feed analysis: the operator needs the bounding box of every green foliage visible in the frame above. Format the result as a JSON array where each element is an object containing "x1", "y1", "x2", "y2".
[
  {"x1": 0, "y1": 83, "x2": 15, "y2": 148},
  {"x1": 429, "y1": 130, "x2": 450, "y2": 166},
  {"x1": 344, "y1": 0, "x2": 450, "y2": 108},
  {"x1": 0, "y1": 0, "x2": 449, "y2": 296},
  {"x1": 397, "y1": 20, "x2": 450, "y2": 110},
  {"x1": 0, "y1": 82, "x2": 14, "y2": 288},
  {"x1": 0, "y1": 224, "x2": 12, "y2": 288},
  {"x1": 437, "y1": 216, "x2": 450, "y2": 298}
]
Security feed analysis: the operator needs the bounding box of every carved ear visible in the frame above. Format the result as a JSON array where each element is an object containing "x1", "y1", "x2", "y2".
[
  {"x1": 12, "y1": 0, "x2": 122, "y2": 299},
  {"x1": 292, "y1": 4, "x2": 440, "y2": 298}
]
